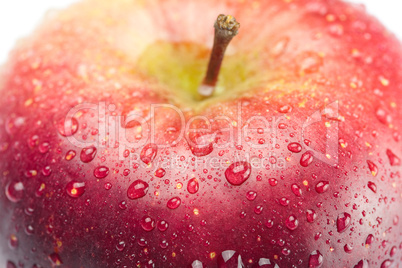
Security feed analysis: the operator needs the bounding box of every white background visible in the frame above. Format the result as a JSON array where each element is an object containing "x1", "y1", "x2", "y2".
[{"x1": 0, "y1": 0, "x2": 401, "y2": 64}]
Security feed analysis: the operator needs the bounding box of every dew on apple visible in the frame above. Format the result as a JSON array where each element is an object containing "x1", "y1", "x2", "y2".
[
  {"x1": 25, "y1": 225, "x2": 34, "y2": 235},
  {"x1": 167, "y1": 197, "x2": 181, "y2": 209},
  {"x1": 380, "y1": 259, "x2": 394, "y2": 268},
  {"x1": 42, "y1": 166, "x2": 52, "y2": 176},
  {"x1": 93, "y1": 166, "x2": 109, "y2": 178},
  {"x1": 187, "y1": 178, "x2": 199, "y2": 194},
  {"x1": 354, "y1": 259, "x2": 369, "y2": 268},
  {"x1": 154, "y1": 168, "x2": 166, "y2": 178},
  {"x1": 375, "y1": 107, "x2": 392, "y2": 125},
  {"x1": 315, "y1": 181, "x2": 330, "y2": 193},
  {"x1": 157, "y1": 220, "x2": 169, "y2": 232},
  {"x1": 367, "y1": 181, "x2": 377, "y2": 193},
  {"x1": 24, "y1": 169, "x2": 38, "y2": 178},
  {"x1": 297, "y1": 52, "x2": 323, "y2": 74},
  {"x1": 159, "y1": 239, "x2": 168, "y2": 249},
  {"x1": 306, "y1": 209, "x2": 317, "y2": 223},
  {"x1": 365, "y1": 234, "x2": 374, "y2": 248},
  {"x1": 80, "y1": 146, "x2": 97, "y2": 163},
  {"x1": 336, "y1": 212, "x2": 351, "y2": 233},
  {"x1": 366, "y1": 160, "x2": 378, "y2": 176},
  {"x1": 104, "y1": 182, "x2": 112, "y2": 190},
  {"x1": 268, "y1": 178, "x2": 278, "y2": 186},
  {"x1": 271, "y1": 36, "x2": 289, "y2": 57},
  {"x1": 140, "y1": 143, "x2": 158, "y2": 165},
  {"x1": 8, "y1": 234, "x2": 18, "y2": 250},
  {"x1": 48, "y1": 252, "x2": 62, "y2": 266},
  {"x1": 5, "y1": 116, "x2": 25, "y2": 135},
  {"x1": 224, "y1": 161, "x2": 251, "y2": 186},
  {"x1": 291, "y1": 183, "x2": 302, "y2": 196},
  {"x1": 279, "y1": 197, "x2": 290, "y2": 206},
  {"x1": 246, "y1": 190, "x2": 257, "y2": 201},
  {"x1": 65, "y1": 150, "x2": 76, "y2": 161},
  {"x1": 38, "y1": 142, "x2": 50, "y2": 153},
  {"x1": 386, "y1": 149, "x2": 400, "y2": 166},
  {"x1": 265, "y1": 219, "x2": 274, "y2": 228},
  {"x1": 254, "y1": 205, "x2": 263, "y2": 215},
  {"x1": 300, "y1": 151, "x2": 314, "y2": 167},
  {"x1": 344, "y1": 243, "x2": 353, "y2": 253},
  {"x1": 308, "y1": 250, "x2": 323, "y2": 267},
  {"x1": 187, "y1": 131, "x2": 218, "y2": 157},
  {"x1": 116, "y1": 241, "x2": 126, "y2": 251},
  {"x1": 390, "y1": 245, "x2": 397, "y2": 257},
  {"x1": 66, "y1": 181, "x2": 86, "y2": 198},
  {"x1": 127, "y1": 180, "x2": 149, "y2": 200},
  {"x1": 6, "y1": 261, "x2": 16, "y2": 268},
  {"x1": 140, "y1": 215, "x2": 156, "y2": 231},
  {"x1": 288, "y1": 142, "x2": 302, "y2": 153},
  {"x1": 56, "y1": 117, "x2": 79, "y2": 137},
  {"x1": 5, "y1": 181, "x2": 24, "y2": 202},
  {"x1": 285, "y1": 215, "x2": 299, "y2": 230}
]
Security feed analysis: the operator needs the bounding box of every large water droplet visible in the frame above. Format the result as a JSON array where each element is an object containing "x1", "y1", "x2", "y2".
[
  {"x1": 57, "y1": 117, "x2": 79, "y2": 137},
  {"x1": 48, "y1": 252, "x2": 63, "y2": 266},
  {"x1": 6, "y1": 261, "x2": 17, "y2": 268},
  {"x1": 167, "y1": 197, "x2": 181, "y2": 209},
  {"x1": 80, "y1": 146, "x2": 97, "y2": 163},
  {"x1": 187, "y1": 178, "x2": 199, "y2": 194},
  {"x1": 187, "y1": 131, "x2": 219, "y2": 157},
  {"x1": 386, "y1": 149, "x2": 400, "y2": 166},
  {"x1": 5, "y1": 181, "x2": 24, "y2": 202},
  {"x1": 140, "y1": 143, "x2": 158, "y2": 165},
  {"x1": 367, "y1": 181, "x2": 377, "y2": 193},
  {"x1": 308, "y1": 250, "x2": 323, "y2": 267},
  {"x1": 225, "y1": 161, "x2": 251, "y2": 186},
  {"x1": 353, "y1": 259, "x2": 369, "y2": 268},
  {"x1": 365, "y1": 234, "x2": 374, "y2": 247},
  {"x1": 306, "y1": 209, "x2": 317, "y2": 223},
  {"x1": 65, "y1": 150, "x2": 76, "y2": 161},
  {"x1": 291, "y1": 184, "x2": 302, "y2": 197},
  {"x1": 140, "y1": 215, "x2": 156, "y2": 231},
  {"x1": 269, "y1": 178, "x2": 278, "y2": 186},
  {"x1": 157, "y1": 220, "x2": 169, "y2": 232},
  {"x1": 285, "y1": 215, "x2": 299, "y2": 230},
  {"x1": 380, "y1": 260, "x2": 393, "y2": 268},
  {"x1": 315, "y1": 181, "x2": 329, "y2": 193},
  {"x1": 127, "y1": 180, "x2": 149, "y2": 199},
  {"x1": 300, "y1": 151, "x2": 314, "y2": 167},
  {"x1": 288, "y1": 142, "x2": 302, "y2": 153},
  {"x1": 94, "y1": 166, "x2": 109, "y2": 178},
  {"x1": 367, "y1": 160, "x2": 378, "y2": 176},
  {"x1": 336, "y1": 212, "x2": 351, "y2": 233},
  {"x1": 344, "y1": 244, "x2": 353, "y2": 253},
  {"x1": 154, "y1": 168, "x2": 166, "y2": 178},
  {"x1": 66, "y1": 181, "x2": 85, "y2": 198}
]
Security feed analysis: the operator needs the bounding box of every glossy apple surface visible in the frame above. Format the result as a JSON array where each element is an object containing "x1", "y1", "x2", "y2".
[{"x1": 0, "y1": 0, "x2": 401, "y2": 267}]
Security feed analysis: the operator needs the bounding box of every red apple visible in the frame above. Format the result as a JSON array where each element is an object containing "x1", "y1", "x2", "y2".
[{"x1": 0, "y1": 0, "x2": 401, "y2": 267}]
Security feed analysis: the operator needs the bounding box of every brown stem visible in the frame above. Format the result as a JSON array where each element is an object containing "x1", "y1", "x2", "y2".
[{"x1": 198, "y1": 14, "x2": 240, "y2": 99}]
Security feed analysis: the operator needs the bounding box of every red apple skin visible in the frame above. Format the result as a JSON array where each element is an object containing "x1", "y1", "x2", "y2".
[{"x1": 0, "y1": 0, "x2": 401, "y2": 267}]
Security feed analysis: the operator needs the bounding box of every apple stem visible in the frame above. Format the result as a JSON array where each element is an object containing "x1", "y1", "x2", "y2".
[{"x1": 198, "y1": 14, "x2": 240, "y2": 99}]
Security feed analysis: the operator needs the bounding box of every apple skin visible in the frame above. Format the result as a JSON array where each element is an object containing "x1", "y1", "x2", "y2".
[{"x1": 0, "y1": 0, "x2": 401, "y2": 267}]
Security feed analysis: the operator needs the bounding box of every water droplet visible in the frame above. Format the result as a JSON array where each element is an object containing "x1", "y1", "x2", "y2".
[
  {"x1": 254, "y1": 205, "x2": 263, "y2": 215},
  {"x1": 291, "y1": 184, "x2": 302, "y2": 197},
  {"x1": 225, "y1": 161, "x2": 251, "y2": 186},
  {"x1": 66, "y1": 181, "x2": 85, "y2": 198},
  {"x1": 278, "y1": 105, "x2": 292, "y2": 113},
  {"x1": 285, "y1": 215, "x2": 299, "y2": 230},
  {"x1": 5, "y1": 181, "x2": 24, "y2": 202},
  {"x1": 300, "y1": 151, "x2": 314, "y2": 167},
  {"x1": 306, "y1": 209, "x2": 317, "y2": 223},
  {"x1": 315, "y1": 181, "x2": 329, "y2": 193},
  {"x1": 279, "y1": 197, "x2": 290, "y2": 206},
  {"x1": 38, "y1": 142, "x2": 50, "y2": 154},
  {"x1": 337, "y1": 212, "x2": 351, "y2": 233},
  {"x1": 367, "y1": 160, "x2": 378, "y2": 176},
  {"x1": 386, "y1": 149, "x2": 400, "y2": 166},
  {"x1": 80, "y1": 146, "x2": 97, "y2": 163},
  {"x1": 5, "y1": 116, "x2": 25, "y2": 135},
  {"x1": 246, "y1": 191, "x2": 257, "y2": 201},
  {"x1": 308, "y1": 250, "x2": 323, "y2": 268},
  {"x1": 390, "y1": 246, "x2": 397, "y2": 257},
  {"x1": 42, "y1": 166, "x2": 52, "y2": 176},
  {"x1": 154, "y1": 168, "x2": 166, "y2": 178},
  {"x1": 297, "y1": 52, "x2": 323, "y2": 75},
  {"x1": 167, "y1": 197, "x2": 181, "y2": 209},
  {"x1": 159, "y1": 239, "x2": 169, "y2": 249},
  {"x1": 187, "y1": 131, "x2": 219, "y2": 157},
  {"x1": 127, "y1": 180, "x2": 149, "y2": 199},
  {"x1": 375, "y1": 107, "x2": 392, "y2": 125},
  {"x1": 328, "y1": 23, "x2": 344, "y2": 37},
  {"x1": 94, "y1": 166, "x2": 109, "y2": 178},
  {"x1": 57, "y1": 117, "x2": 79, "y2": 137},
  {"x1": 140, "y1": 215, "x2": 156, "y2": 231},
  {"x1": 365, "y1": 234, "x2": 374, "y2": 247},
  {"x1": 157, "y1": 220, "x2": 169, "y2": 232},
  {"x1": 271, "y1": 36, "x2": 289, "y2": 57},
  {"x1": 344, "y1": 244, "x2": 353, "y2": 253},
  {"x1": 116, "y1": 241, "x2": 125, "y2": 251},
  {"x1": 6, "y1": 261, "x2": 17, "y2": 268},
  {"x1": 354, "y1": 259, "x2": 369, "y2": 268},
  {"x1": 367, "y1": 181, "x2": 377, "y2": 193},
  {"x1": 380, "y1": 260, "x2": 393, "y2": 268},
  {"x1": 140, "y1": 143, "x2": 158, "y2": 165},
  {"x1": 65, "y1": 150, "x2": 76, "y2": 161},
  {"x1": 187, "y1": 178, "x2": 199, "y2": 194},
  {"x1": 48, "y1": 252, "x2": 63, "y2": 266},
  {"x1": 104, "y1": 182, "x2": 112, "y2": 190},
  {"x1": 288, "y1": 142, "x2": 302, "y2": 153},
  {"x1": 118, "y1": 201, "x2": 128, "y2": 210},
  {"x1": 8, "y1": 234, "x2": 18, "y2": 249},
  {"x1": 269, "y1": 178, "x2": 278, "y2": 186}
]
